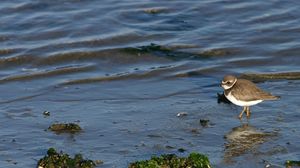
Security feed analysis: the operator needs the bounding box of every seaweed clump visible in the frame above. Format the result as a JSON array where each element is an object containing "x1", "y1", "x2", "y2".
[
  {"x1": 48, "y1": 123, "x2": 82, "y2": 134},
  {"x1": 37, "y1": 148, "x2": 101, "y2": 168},
  {"x1": 128, "y1": 152, "x2": 211, "y2": 168},
  {"x1": 143, "y1": 7, "x2": 168, "y2": 14},
  {"x1": 285, "y1": 160, "x2": 300, "y2": 168}
]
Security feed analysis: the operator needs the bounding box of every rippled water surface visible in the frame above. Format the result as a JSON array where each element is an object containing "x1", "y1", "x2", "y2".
[{"x1": 0, "y1": 0, "x2": 300, "y2": 167}]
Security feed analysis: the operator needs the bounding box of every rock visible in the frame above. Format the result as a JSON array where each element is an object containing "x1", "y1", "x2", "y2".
[{"x1": 48, "y1": 123, "x2": 82, "y2": 134}]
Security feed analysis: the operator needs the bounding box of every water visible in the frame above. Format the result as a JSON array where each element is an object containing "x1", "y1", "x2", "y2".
[{"x1": 0, "y1": 0, "x2": 300, "y2": 167}]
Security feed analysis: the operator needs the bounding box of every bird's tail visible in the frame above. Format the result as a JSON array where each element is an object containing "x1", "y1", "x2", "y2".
[{"x1": 264, "y1": 95, "x2": 280, "y2": 100}]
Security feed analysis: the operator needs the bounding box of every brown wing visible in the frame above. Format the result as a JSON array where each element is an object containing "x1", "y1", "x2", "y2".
[{"x1": 231, "y1": 79, "x2": 279, "y2": 101}]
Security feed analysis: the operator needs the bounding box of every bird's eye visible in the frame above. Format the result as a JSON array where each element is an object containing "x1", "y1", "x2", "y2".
[{"x1": 226, "y1": 81, "x2": 231, "y2": 84}]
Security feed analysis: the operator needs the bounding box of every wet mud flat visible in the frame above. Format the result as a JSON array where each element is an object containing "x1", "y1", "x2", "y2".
[
  {"x1": 0, "y1": 0, "x2": 300, "y2": 168},
  {"x1": 0, "y1": 46, "x2": 299, "y2": 167}
]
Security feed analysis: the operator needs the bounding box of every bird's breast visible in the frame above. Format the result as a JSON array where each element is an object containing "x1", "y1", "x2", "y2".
[{"x1": 225, "y1": 91, "x2": 263, "y2": 107}]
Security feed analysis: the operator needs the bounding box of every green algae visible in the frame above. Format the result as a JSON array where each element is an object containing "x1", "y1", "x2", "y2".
[
  {"x1": 48, "y1": 123, "x2": 82, "y2": 134},
  {"x1": 37, "y1": 148, "x2": 102, "y2": 168},
  {"x1": 128, "y1": 152, "x2": 211, "y2": 168}
]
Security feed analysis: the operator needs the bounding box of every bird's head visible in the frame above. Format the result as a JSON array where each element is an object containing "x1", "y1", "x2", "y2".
[{"x1": 221, "y1": 75, "x2": 237, "y2": 90}]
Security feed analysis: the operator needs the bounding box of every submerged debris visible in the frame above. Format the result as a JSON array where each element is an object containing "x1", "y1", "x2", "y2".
[
  {"x1": 240, "y1": 72, "x2": 300, "y2": 82},
  {"x1": 197, "y1": 48, "x2": 233, "y2": 57},
  {"x1": 128, "y1": 152, "x2": 211, "y2": 168},
  {"x1": 37, "y1": 148, "x2": 102, "y2": 168},
  {"x1": 123, "y1": 43, "x2": 168, "y2": 54},
  {"x1": 123, "y1": 43, "x2": 235, "y2": 61},
  {"x1": 177, "y1": 148, "x2": 186, "y2": 153},
  {"x1": 48, "y1": 123, "x2": 82, "y2": 134},
  {"x1": 122, "y1": 43, "x2": 194, "y2": 60}
]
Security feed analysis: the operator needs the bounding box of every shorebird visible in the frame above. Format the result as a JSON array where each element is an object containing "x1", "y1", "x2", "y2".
[{"x1": 221, "y1": 75, "x2": 279, "y2": 119}]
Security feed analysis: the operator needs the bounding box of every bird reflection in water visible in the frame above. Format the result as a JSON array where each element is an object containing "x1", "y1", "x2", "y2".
[{"x1": 223, "y1": 123, "x2": 276, "y2": 164}]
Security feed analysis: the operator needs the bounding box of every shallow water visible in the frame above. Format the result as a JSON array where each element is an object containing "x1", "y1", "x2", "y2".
[{"x1": 0, "y1": 0, "x2": 300, "y2": 167}]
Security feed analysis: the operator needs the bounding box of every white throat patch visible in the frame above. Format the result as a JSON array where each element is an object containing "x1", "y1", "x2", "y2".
[
  {"x1": 222, "y1": 78, "x2": 237, "y2": 90},
  {"x1": 222, "y1": 85, "x2": 232, "y2": 90}
]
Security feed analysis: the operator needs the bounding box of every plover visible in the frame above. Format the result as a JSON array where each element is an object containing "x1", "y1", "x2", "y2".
[{"x1": 221, "y1": 75, "x2": 279, "y2": 119}]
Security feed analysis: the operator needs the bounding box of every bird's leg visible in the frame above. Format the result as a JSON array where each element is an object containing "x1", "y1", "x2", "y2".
[
  {"x1": 238, "y1": 106, "x2": 247, "y2": 119},
  {"x1": 246, "y1": 106, "x2": 251, "y2": 118}
]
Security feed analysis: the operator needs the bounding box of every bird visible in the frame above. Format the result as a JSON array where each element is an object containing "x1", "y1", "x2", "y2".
[{"x1": 221, "y1": 75, "x2": 279, "y2": 119}]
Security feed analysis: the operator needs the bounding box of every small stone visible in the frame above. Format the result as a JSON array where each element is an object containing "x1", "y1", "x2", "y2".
[
  {"x1": 94, "y1": 160, "x2": 104, "y2": 165},
  {"x1": 190, "y1": 128, "x2": 199, "y2": 133},
  {"x1": 43, "y1": 111, "x2": 50, "y2": 116},
  {"x1": 200, "y1": 119, "x2": 210, "y2": 127}
]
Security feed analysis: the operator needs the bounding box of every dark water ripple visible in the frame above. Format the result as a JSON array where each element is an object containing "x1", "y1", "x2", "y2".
[{"x1": 0, "y1": 0, "x2": 300, "y2": 167}]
